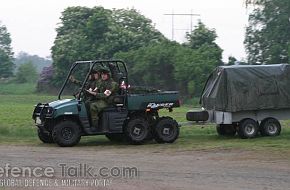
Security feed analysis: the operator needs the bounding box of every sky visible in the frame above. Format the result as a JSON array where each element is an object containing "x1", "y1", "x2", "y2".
[{"x1": 0, "y1": 0, "x2": 249, "y2": 61}]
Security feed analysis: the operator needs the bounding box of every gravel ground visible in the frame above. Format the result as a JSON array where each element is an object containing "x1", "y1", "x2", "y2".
[{"x1": 0, "y1": 145, "x2": 289, "y2": 190}]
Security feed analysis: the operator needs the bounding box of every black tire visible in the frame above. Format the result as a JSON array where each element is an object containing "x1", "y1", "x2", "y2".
[
  {"x1": 237, "y1": 119, "x2": 259, "y2": 139},
  {"x1": 124, "y1": 117, "x2": 149, "y2": 144},
  {"x1": 216, "y1": 124, "x2": 236, "y2": 136},
  {"x1": 186, "y1": 111, "x2": 209, "y2": 121},
  {"x1": 260, "y1": 118, "x2": 281, "y2": 136},
  {"x1": 37, "y1": 129, "x2": 54, "y2": 143},
  {"x1": 52, "y1": 121, "x2": 81, "y2": 147},
  {"x1": 105, "y1": 134, "x2": 126, "y2": 142},
  {"x1": 154, "y1": 117, "x2": 179, "y2": 143}
]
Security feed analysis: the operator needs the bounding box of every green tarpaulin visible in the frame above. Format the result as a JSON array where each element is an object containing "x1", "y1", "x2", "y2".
[{"x1": 200, "y1": 64, "x2": 290, "y2": 112}]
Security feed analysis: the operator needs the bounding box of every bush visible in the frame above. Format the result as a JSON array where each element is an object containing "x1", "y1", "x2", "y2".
[
  {"x1": 36, "y1": 65, "x2": 57, "y2": 93},
  {"x1": 183, "y1": 97, "x2": 200, "y2": 107},
  {"x1": 15, "y1": 62, "x2": 38, "y2": 83}
]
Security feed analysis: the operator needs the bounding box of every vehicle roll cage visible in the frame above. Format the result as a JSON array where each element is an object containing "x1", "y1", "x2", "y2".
[{"x1": 58, "y1": 60, "x2": 128, "y2": 100}]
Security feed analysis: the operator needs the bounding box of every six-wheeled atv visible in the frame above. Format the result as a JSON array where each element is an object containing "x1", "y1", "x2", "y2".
[{"x1": 32, "y1": 60, "x2": 180, "y2": 147}]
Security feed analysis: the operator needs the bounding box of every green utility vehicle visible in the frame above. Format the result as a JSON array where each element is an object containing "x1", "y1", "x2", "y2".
[{"x1": 32, "y1": 60, "x2": 180, "y2": 147}]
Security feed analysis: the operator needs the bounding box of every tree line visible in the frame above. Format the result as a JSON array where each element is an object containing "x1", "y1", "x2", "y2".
[
  {"x1": 0, "y1": 2, "x2": 289, "y2": 97},
  {"x1": 50, "y1": 7, "x2": 222, "y2": 96}
]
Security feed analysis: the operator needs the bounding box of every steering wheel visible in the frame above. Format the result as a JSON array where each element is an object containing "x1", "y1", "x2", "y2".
[{"x1": 73, "y1": 88, "x2": 86, "y2": 100}]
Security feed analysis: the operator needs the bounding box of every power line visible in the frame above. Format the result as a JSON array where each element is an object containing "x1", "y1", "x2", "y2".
[{"x1": 164, "y1": 10, "x2": 200, "y2": 40}]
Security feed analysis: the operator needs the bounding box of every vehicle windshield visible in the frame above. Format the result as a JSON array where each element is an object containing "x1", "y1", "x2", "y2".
[
  {"x1": 58, "y1": 60, "x2": 128, "y2": 100},
  {"x1": 60, "y1": 63, "x2": 91, "y2": 99}
]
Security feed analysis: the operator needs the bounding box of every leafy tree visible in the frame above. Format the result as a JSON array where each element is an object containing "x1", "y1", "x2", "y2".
[
  {"x1": 50, "y1": 6, "x2": 223, "y2": 98},
  {"x1": 115, "y1": 41, "x2": 178, "y2": 90},
  {"x1": 0, "y1": 22, "x2": 14, "y2": 78},
  {"x1": 15, "y1": 62, "x2": 38, "y2": 83},
  {"x1": 116, "y1": 22, "x2": 223, "y2": 97},
  {"x1": 51, "y1": 6, "x2": 166, "y2": 86},
  {"x1": 174, "y1": 43, "x2": 222, "y2": 96},
  {"x1": 227, "y1": 56, "x2": 237, "y2": 65},
  {"x1": 187, "y1": 80, "x2": 195, "y2": 98},
  {"x1": 185, "y1": 21, "x2": 219, "y2": 50},
  {"x1": 244, "y1": 0, "x2": 290, "y2": 64},
  {"x1": 106, "y1": 9, "x2": 166, "y2": 55},
  {"x1": 177, "y1": 21, "x2": 223, "y2": 96},
  {"x1": 51, "y1": 6, "x2": 104, "y2": 86},
  {"x1": 14, "y1": 52, "x2": 52, "y2": 73}
]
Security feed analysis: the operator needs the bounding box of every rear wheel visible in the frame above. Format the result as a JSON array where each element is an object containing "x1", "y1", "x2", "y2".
[
  {"x1": 153, "y1": 117, "x2": 179, "y2": 143},
  {"x1": 125, "y1": 117, "x2": 149, "y2": 144},
  {"x1": 37, "y1": 129, "x2": 54, "y2": 143},
  {"x1": 237, "y1": 119, "x2": 258, "y2": 139},
  {"x1": 52, "y1": 121, "x2": 81, "y2": 147},
  {"x1": 260, "y1": 118, "x2": 281, "y2": 136},
  {"x1": 216, "y1": 124, "x2": 236, "y2": 136}
]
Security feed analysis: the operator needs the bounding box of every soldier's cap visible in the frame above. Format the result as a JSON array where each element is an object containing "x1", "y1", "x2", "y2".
[
  {"x1": 99, "y1": 67, "x2": 111, "y2": 74},
  {"x1": 90, "y1": 69, "x2": 99, "y2": 74}
]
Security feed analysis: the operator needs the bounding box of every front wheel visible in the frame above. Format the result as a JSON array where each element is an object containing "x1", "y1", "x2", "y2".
[
  {"x1": 153, "y1": 117, "x2": 179, "y2": 143},
  {"x1": 52, "y1": 121, "x2": 81, "y2": 147},
  {"x1": 38, "y1": 129, "x2": 54, "y2": 143}
]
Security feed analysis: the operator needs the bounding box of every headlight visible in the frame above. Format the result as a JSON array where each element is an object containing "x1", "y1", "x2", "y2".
[{"x1": 46, "y1": 107, "x2": 54, "y2": 115}]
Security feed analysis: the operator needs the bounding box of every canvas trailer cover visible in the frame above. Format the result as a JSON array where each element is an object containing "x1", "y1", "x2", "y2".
[{"x1": 201, "y1": 64, "x2": 290, "y2": 112}]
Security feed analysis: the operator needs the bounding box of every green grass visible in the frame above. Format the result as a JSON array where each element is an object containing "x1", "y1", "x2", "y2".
[
  {"x1": 0, "y1": 83, "x2": 36, "y2": 95},
  {"x1": 0, "y1": 94, "x2": 290, "y2": 154},
  {"x1": 0, "y1": 94, "x2": 56, "y2": 143}
]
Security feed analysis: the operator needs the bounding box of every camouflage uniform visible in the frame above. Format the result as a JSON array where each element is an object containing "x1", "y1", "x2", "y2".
[
  {"x1": 90, "y1": 74, "x2": 118, "y2": 127},
  {"x1": 84, "y1": 78, "x2": 101, "y2": 113},
  {"x1": 70, "y1": 72, "x2": 98, "y2": 93},
  {"x1": 70, "y1": 70, "x2": 101, "y2": 109},
  {"x1": 83, "y1": 71, "x2": 102, "y2": 118},
  {"x1": 84, "y1": 79, "x2": 101, "y2": 101},
  {"x1": 70, "y1": 77, "x2": 94, "y2": 100}
]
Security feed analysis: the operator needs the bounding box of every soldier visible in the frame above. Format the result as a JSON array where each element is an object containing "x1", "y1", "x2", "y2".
[
  {"x1": 69, "y1": 69, "x2": 101, "y2": 101},
  {"x1": 85, "y1": 69, "x2": 101, "y2": 101},
  {"x1": 69, "y1": 69, "x2": 99, "y2": 88},
  {"x1": 87, "y1": 67, "x2": 118, "y2": 127}
]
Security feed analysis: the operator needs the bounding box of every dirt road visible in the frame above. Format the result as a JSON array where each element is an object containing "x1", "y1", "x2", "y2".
[{"x1": 0, "y1": 144, "x2": 289, "y2": 190}]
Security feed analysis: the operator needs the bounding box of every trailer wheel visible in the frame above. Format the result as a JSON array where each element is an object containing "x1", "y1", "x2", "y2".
[
  {"x1": 38, "y1": 129, "x2": 54, "y2": 143},
  {"x1": 52, "y1": 121, "x2": 81, "y2": 147},
  {"x1": 238, "y1": 119, "x2": 258, "y2": 139},
  {"x1": 216, "y1": 124, "x2": 236, "y2": 136},
  {"x1": 260, "y1": 118, "x2": 281, "y2": 136},
  {"x1": 125, "y1": 117, "x2": 149, "y2": 144},
  {"x1": 154, "y1": 117, "x2": 179, "y2": 143}
]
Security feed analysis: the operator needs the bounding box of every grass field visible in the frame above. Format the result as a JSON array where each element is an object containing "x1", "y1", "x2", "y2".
[
  {"x1": 0, "y1": 83, "x2": 36, "y2": 95},
  {"x1": 0, "y1": 93, "x2": 290, "y2": 153}
]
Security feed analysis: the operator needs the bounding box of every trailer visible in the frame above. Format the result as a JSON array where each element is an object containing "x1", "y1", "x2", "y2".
[{"x1": 186, "y1": 64, "x2": 290, "y2": 138}]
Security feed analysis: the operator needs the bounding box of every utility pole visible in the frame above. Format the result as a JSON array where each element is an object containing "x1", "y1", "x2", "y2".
[{"x1": 164, "y1": 10, "x2": 200, "y2": 41}]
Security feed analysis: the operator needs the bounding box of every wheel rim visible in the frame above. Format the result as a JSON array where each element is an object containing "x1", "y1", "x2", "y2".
[
  {"x1": 61, "y1": 127, "x2": 73, "y2": 140},
  {"x1": 267, "y1": 123, "x2": 278, "y2": 135},
  {"x1": 131, "y1": 124, "x2": 146, "y2": 140},
  {"x1": 245, "y1": 124, "x2": 255, "y2": 135},
  {"x1": 161, "y1": 124, "x2": 174, "y2": 138}
]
